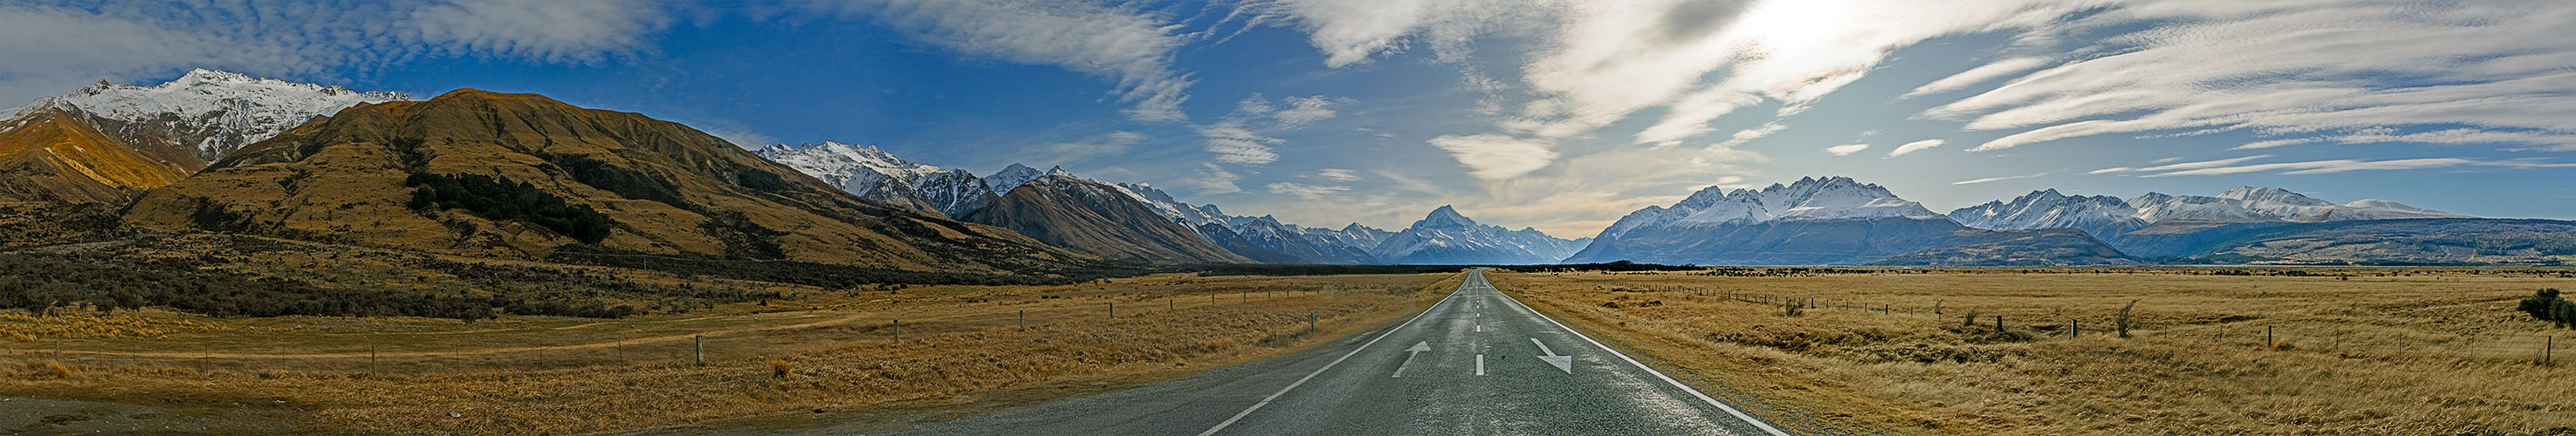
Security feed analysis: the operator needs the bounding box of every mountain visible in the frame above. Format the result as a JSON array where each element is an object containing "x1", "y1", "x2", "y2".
[
  {"x1": 956, "y1": 174, "x2": 1252, "y2": 264},
  {"x1": 2114, "y1": 218, "x2": 2576, "y2": 265},
  {"x1": 1226, "y1": 215, "x2": 1377, "y2": 264},
  {"x1": 2127, "y1": 187, "x2": 2464, "y2": 223},
  {"x1": 1193, "y1": 223, "x2": 1306, "y2": 263},
  {"x1": 1368, "y1": 206, "x2": 1588, "y2": 264},
  {"x1": 0, "y1": 109, "x2": 198, "y2": 203},
  {"x1": 1950, "y1": 188, "x2": 2150, "y2": 240},
  {"x1": 5, "y1": 69, "x2": 407, "y2": 161},
  {"x1": 1568, "y1": 176, "x2": 2125, "y2": 265},
  {"x1": 751, "y1": 141, "x2": 945, "y2": 213},
  {"x1": 122, "y1": 88, "x2": 1088, "y2": 272}
]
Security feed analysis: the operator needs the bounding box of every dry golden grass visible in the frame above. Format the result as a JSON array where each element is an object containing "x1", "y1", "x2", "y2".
[
  {"x1": 1493, "y1": 268, "x2": 2576, "y2": 436},
  {"x1": 0, "y1": 310, "x2": 237, "y2": 341},
  {"x1": 0, "y1": 271, "x2": 1460, "y2": 435}
]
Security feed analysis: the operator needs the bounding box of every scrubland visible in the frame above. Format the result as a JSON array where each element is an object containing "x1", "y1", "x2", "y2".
[
  {"x1": 1, "y1": 271, "x2": 1457, "y2": 434},
  {"x1": 1491, "y1": 268, "x2": 2576, "y2": 435}
]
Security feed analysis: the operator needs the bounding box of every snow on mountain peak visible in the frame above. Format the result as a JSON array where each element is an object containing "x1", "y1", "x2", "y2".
[
  {"x1": 1961, "y1": 187, "x2": 2466, "y2": 235},
  {"x1": 1662, "y1": 176, "x2": 1941, "y2": 227},
  {"x1": 9, "y1": 68, "x2": 409, "y2": 160},
  {"x1": 1419, "y1": 205, "x2": 1477, "y2": 228},
  {"x1": 983, "y1": 163, "x2": 1046, "y2": 195}
]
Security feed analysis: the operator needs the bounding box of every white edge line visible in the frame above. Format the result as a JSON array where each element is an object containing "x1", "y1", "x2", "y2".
[
  {"x1": 1481, "y1": 270, "x2": 1796, "y2": 436},
  {"x1": 1198, "y1": 272, "x2": 1470, "y2": 436}
]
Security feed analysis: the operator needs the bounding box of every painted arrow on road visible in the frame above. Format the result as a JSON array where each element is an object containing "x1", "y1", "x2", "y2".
[
  {"x1": 1529, "y1": 337, "x2": 1573, "y2": 374},
  {"x1": 1391, "y1": 341, "x2": 1431, "y2": 378}
]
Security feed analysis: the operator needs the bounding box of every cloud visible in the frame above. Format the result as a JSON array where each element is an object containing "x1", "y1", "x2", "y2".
[
  {"x1": 409, "y1": 0, "x2": 671, "y2": 62},
  {"x1": 1427, "y1": 133, "x2": 1558, "y2": 180},
  {"x1": 1310, "y1": 168, "x2": 1361, "y2": 182},
  {"x1": 0, "y1": 1, "x2": 669, "y2": 106},
  {"x1": 1886, "y1": 140, "x2": 1944, "y2": 158},
  {"x1": 1901, "y1": 57, "x2": 2050, "y2": 99},
  {"x1": 1198, "y1": 121, "x2": 1281, "y2": 165},
  {"x1": 2091, "y1": 154, "x2": 2276, "y2": 175},
  {"x1": 1185, "y1": 162, "x2": 1243, "y2": 194},
  {"x1": 1710, "y1": 121, "x2": 1785, "y2": 149},
  {"x1": 1824, "y1": 143, "x2": 1871, "y2": 156},
  {"x1": 1267, "y1": 181, "x2": 1350, "y2": 200},
  {"x1": 2141, "y1": 158, "x2": 2476, "y2": 177},
  {"x1": 1273, "y1": 95, "x2": 1344, "y2": 128},
  {"x1": 1928, "y1": 3, "x2": 2576, "y2": 153},
  {"x1": 843, "y1": 0, "x2": 1197, "y2": 122},
  {"x1": 1951, "y1": 172, "x2": 2047, "y2": 185},
  {"x1": 2233, "y1": 137, "x2": 2324, "y2": 150}
]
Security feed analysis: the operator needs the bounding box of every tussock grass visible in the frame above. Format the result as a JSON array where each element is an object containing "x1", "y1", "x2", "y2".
[
  {"x1": 0, "y1": 272, "x2": 1460, "y2": 434},
  {"x1": 1493, "y1": 268, "x2": 2576, "y2": 435}
]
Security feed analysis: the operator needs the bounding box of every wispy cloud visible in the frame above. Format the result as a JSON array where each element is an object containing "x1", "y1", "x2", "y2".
[
  {"x1": 1952, "y1": 172, "x2": 2047, "y2": 185},
  {"x1": 1185, "y1": 162, "x2": 1243, "y2": 194},
  {"x1": 1267, "y1": 181, "x2": 1350, "y2": 200},
  {"x1": 1886, "y1": 140, "x2": 1944, "y2": 158},
  {"x1": 841, "y1": 0, "x2": 1197, "y2": 122},
  {"x1": 1427, "y1": 133, "x2": 1558, "y2": 180},
  {"x1": 1310, "y1": 168, "x2": 1361, "y2": 182},
  {"x1": 1824, "y1": 143, "x2": 1871, "y2": 156},
  {"x1": 1930, "y1": 3, "x2": 2576, "y2": 153},
  {"x1": 1902, "y1": 57, "x2": 2050, "y2": 99},
  {"x1": 0, "y1": 1, "x2": 670, "y2": 106}
]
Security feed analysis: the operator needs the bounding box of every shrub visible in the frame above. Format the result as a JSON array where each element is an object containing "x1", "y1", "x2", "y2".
[{"x1": 2519, "y1": 289, "x2": 2566, "y2": 328}]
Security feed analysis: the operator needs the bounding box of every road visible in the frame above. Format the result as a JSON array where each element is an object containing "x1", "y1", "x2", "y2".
[{"x1": 870, "y1": 269, "x2": 1792, "y2": 435}]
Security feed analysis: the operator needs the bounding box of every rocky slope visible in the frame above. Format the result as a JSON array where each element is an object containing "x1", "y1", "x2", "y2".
[
  {"x1": 1369, "y1": 206, "x2": 1589, "y2": 264},
  {"x1": 1570, "y1": 177, "x2": 2126, "y2": 265},
  {"x1": 957, "y1": 174, "x2": 1253, "y2": 264},
  {"x1": 123, "y1": 88, "x2": 1088, "y2": 272},
  {"x1": 7, "y1": 69, "x2": 407, "y2": 161},
  {"x1": 0, "y1": 109, "x2": 199, "y2": 203}
]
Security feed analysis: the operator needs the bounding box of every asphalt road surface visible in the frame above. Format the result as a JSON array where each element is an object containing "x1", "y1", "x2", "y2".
[{"x1": 872, "y1": 269, "x2": 1792, "y2": 435}]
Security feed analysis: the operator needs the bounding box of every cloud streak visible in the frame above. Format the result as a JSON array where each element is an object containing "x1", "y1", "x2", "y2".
[{"x1": 842, "y1": 0, "x2": 1198, "y2": 122}]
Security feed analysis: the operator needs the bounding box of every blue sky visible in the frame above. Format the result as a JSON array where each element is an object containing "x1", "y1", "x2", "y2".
[{"x1": 6, "y1": 0, "x2": 2574, "y2": 236}]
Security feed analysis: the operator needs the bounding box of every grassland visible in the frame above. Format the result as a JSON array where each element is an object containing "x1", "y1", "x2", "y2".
[
  {"x1": 1490, "y1": 268, "x2": 2576, "y2": 435},
  {"x1": 1, "y1": 270, "x2": 1460, "y2": 434}
]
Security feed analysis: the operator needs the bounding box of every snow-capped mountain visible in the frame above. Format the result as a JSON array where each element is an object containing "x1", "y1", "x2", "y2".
[
  {"x1": 981, "y1": 164, "x2": 1053, "y2": 196},
  {"x1": 1568, "y1": 176, "x2": 2124, "y2": 265},
  {"x1": 1597, "y1": 176, "x2": 1942, "y2": 241},
  {"x1": 1954, "y1": 186, "x2": 2467, "y2": 236},
  {"x1": 1368, "y1": 206, "x2": 1590, "y2": 264},
  {"x1": 752, "y1": 141, "x2": 946, "y2": 210},
  {"x1": 5, "y1": 69, "x2": 408, "y2": 160},
  {"x1": 1950, "y1": 189, "x2": 2147, "y2": 239}
]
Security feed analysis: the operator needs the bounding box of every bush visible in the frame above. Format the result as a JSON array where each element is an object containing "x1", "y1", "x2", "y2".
[
  {"x1": 2520, "y1": 289, "x2": 2566, "y2": 328},
  {"x1": 406, "y1": 173, "x2": 611, "y2": 243}
]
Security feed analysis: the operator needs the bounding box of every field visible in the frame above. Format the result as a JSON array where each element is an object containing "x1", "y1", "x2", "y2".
[
  {"x1": 1491, "y1": 268, "x2": 2576, "y2": 435},
  {"x1": 0, "y1": 270, "x2": 1460, "y2": 434}
]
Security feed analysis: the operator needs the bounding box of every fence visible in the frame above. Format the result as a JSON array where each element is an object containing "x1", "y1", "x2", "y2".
[
  {"x1": 1646, "y1": 287, "x2": 2575, "y2": 366},
  {"x1": 5, "y1": 284, "x2": 1393, "y2": 377}
]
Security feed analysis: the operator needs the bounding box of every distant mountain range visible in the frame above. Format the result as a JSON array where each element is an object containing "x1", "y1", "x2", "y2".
[
  {"x1": 6, "y1": 69, "x2": 2568, "y2": 269},
  {"x1": 753, "y1": 142, "x2": 1587, "y2": 264}
]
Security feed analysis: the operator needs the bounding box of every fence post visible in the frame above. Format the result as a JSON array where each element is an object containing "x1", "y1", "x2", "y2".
[
  {"x1": 2547, "y1": 336, "x2": 2554, "y2": 364},
  {"x1": 1109, "y1": 303, "x2": 1115, "y2": 318},
  {"x1": 1019, "y1": 310, "x2": 1025, "y2": 330},
  {"x1": 694, "y1": 335, "x2": 704, "y2": 366},
  {"x1": 2266, "y1": 326, "x2": 2275, "y2": 349},
  {"x1": 2070, "y1": 319, "x2": 2079, "y2": 338},
  {"x1": 1309, "y1": 312, "x2": 1315, "y2": 334},
  {"x1": 1993, "y1": 315, "x2": 2004, "y2": 334}
]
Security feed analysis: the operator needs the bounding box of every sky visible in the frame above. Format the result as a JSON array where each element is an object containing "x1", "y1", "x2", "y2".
[{"x1": 5, "y1": 0, "x2": 2575, "y2": 236}]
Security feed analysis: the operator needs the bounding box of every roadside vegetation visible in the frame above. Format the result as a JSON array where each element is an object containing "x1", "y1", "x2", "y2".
[
  {"x1": 1492, "y1": 268, "x2": 2576, "y2": 435},
  {"x1": 1, "y1": 270, "x2": 1457, "y2": 434}
]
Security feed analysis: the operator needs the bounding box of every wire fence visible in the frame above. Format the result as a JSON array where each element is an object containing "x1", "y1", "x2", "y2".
[
  {"x1": 1638, "y1": 286, "x2": 2576, "y2": 366},
  {"x1": 7, "y1": 285, "x2": 1385, "y2": 377}
]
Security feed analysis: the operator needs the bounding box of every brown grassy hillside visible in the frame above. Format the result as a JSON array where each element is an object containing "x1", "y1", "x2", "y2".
[
  {"x1": 0, "y1": 109, "x2": 199, "y2": 204},
  {"x1": 961, "y1": 175, "x2": 1253, "y2": 264},
  {"x1": 123, "y1": 88, "x2": 1090, "y2": 273}
]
